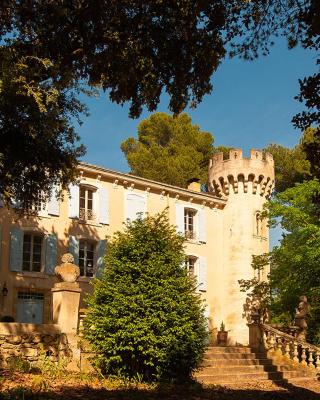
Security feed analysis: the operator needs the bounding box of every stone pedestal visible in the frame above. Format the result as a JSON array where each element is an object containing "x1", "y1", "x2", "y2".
[
  {"x1": 248, "y1": 323, "x2": 264, "y2": 352},
  {"x1": 52, "y1": 282, "x2": 81, "y2": 335},
  {"x1": 52, "y1": 282, "x2": 82, "y2": 370}
]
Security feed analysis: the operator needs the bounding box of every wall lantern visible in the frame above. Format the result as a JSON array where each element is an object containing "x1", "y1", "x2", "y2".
[{"x1": 2, "y1": 283, "x2": 8, "y2": 297}]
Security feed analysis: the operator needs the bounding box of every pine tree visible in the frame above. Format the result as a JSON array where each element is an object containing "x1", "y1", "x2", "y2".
[{"x1": 84, "y1": 211, "x2": 207, "y2": 382}]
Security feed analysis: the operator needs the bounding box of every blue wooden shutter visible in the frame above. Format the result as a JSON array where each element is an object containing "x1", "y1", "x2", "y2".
[
  {"x1": 48, "y1": 185, "x2": 60, "y2": 216},
  {"x1": 126, "y1": 193, "x2": 145, "y2": 221},
  {"x1": 175, "y1": 204, "x2": 185, "y2": 235},
  {"x1": 9, "y1": 227, "x2": 23, "y2": 272},
  {"x1": 45, "y1": 234, "x2": 57, "y2": 275},
  {"x1": 95, "y1": 240, "x2": 107, "y2": 278},
  {"x1": 69, "y1": 235, "x2": 79, "y2": 265},
  {"x1": 99, "y1": 187, "x2": 109, "y2": 225},
  {"x1": 68, "y1": 184, "x2": 79, "y2": 218},
  {"x1": 198, "y1": 209, "x2": 206, "y2": 243},
  {"x1": 198, "y1": 256, "x2": 207, "y2": 291}
]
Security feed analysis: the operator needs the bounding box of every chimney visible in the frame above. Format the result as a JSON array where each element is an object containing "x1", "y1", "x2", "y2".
[{"x1": 187, "y1": 178, "x2": 201, "y2": 192}]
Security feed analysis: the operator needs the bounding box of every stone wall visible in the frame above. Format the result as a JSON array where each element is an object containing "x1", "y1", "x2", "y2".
[{"x1": 0, "y1": 323, "x2": 71, "y2": 368}]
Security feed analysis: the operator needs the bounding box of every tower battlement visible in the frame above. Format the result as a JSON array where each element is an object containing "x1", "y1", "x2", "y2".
[{"x1": 208, "y1": 149, "x2": 275, "y2": 198}]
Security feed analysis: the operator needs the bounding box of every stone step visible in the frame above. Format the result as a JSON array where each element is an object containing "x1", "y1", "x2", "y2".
[
  {"x1": 203, "y1": 352, "x2": 266, "y2": 360},
  {"x1": 196, "y1": 371, "x2": 284, "y2": 384},
  {"x1": 205, "y1": 347, "x2": 253, "y2": 354},
  {"x1": 197, "y1": 364, "x2": 279, "y2": 374},
  {"x1": 201, "y1": 358, "x2": 273, "y2": 367}
]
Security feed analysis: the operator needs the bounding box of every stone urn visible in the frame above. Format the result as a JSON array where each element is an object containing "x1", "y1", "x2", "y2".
[{"x1": 55, "y1": 253, "x2": 80, "y2": 283}]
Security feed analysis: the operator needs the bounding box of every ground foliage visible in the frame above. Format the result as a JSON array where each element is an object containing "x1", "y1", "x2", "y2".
[
  {"x1": 1, "y1": 371, "x2": 320, "y2": 400},
  {"x1": 121, "y1": 112, "x2": 215, "y2": 187},
  {"x1": 84, "y1": 211, "x2": 207, "y2": 382},
  {"x1": 0, "y1": 1, "x2": 319, "y2": 204}
]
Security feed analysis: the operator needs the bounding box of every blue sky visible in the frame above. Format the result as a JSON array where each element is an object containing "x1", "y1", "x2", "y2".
[
  {"x1": 76, "y1": 39, "x2": 316, "y2": 248},
  {"x1": 77, "y1": 39, "x2": 317, "y2": 172}
]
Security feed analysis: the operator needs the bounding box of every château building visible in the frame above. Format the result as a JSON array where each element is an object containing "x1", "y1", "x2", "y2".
[{"x1": 0, "y1": 149, "x2": 274, "y2": 345}]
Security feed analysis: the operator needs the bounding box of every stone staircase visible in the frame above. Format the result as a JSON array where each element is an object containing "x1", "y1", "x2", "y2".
[{"x1": 195, "y1": 346, "x2": 316, "y2": 384}]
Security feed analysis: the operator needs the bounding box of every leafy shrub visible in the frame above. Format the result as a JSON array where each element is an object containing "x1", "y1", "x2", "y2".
[
  {"x1": 7, "y1": 356, "x2": 30, "y2": 373},
  {"x1": 35, "y1": 350, "x2": 68, "y2": 379},
  {"x1": 84, "y1": 211, "x2": 207, "y2": 382}
]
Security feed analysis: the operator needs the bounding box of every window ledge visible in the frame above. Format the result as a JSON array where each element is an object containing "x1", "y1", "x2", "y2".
[
  {"x1": 16, "y1": 271, "x2": 50, "y2": 279},
  {"x1": 78, "y1": 277, "x2": 92, "y2": 283},
  {"x1": 37, "y1": 214, "x2": 51, "y2": 219},
  {"x1": 185, "y1": 238, "x2": 205, "y2": 245},
  {"x1": 76, "y1": 219, "x2": 105, "y2": 228}
]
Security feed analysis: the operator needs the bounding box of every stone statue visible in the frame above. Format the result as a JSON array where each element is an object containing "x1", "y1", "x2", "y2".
[
  {"x1": 294, "y1": 295, "x2": 310, "y2": 340},
  {"x1": 250, "y1": 297, "x2": 261, "y2": 324},
  {"x1": 243, "y1": 297, "x2": 252, "y2": 323},
  {"x1": 262, "y1": 307, "x2": 270, "y2": 324},
  {"x1": 55, "y1": 253, "x2": 80, "y2": 283},
  {"x1": 243, "y1": 295, "x2": 270, "y2": 324}
]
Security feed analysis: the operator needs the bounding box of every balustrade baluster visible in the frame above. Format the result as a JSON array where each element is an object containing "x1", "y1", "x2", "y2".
[
  {"x1": 276, "y1": 336, "x2": 283, "y2": 355},
  {"x1": 284, "y1": 342, "x2": 291, "y2": 359},
  {"x1": 308, "y1": 350, "x2": 315, "y2": 368},
  {"x1": 315, "y1": 351, "x2": 320, "y2": 371},
  {"x1": 269, "y1": 333, "x2": 276, "y2": 352},
  {"x1": 293, "y1": 342, "x2": 299, "y2": 363},
  {"x1": 301, "y1": 346, "x2": 307, "y2": 366}
]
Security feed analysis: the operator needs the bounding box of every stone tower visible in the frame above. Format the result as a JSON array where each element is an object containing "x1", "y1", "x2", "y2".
[{"x1": 208, "y1": 149, "x2": 275, "y2": 344}]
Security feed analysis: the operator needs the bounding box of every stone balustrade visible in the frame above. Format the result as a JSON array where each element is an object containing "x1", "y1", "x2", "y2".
[{"x1": 260, "y1": 323, "x2": 320, "y2": 372}]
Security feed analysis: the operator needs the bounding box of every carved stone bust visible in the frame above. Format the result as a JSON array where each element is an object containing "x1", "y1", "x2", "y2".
[
  {"x1": 294, "y1": 295, "x2": 310, "y2": 339},
  {"x1": 55, "y1": 253, "x2": 80, "y2": 283}
]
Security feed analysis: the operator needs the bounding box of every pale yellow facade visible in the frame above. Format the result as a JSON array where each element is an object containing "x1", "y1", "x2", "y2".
[{"x1": 0, "y1": 149, "x2": 274, "y2": 345}]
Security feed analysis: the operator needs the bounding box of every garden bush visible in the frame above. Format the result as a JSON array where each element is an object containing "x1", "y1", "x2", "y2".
[{"x1": 84, "y1": 211, "x2": 207, "y2": 382}]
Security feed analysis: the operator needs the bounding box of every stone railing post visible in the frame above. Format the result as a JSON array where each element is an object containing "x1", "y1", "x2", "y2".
[
  {"x1": 52, "y1": 282, "x2": 81, "y2": 336},
  {"x1": 248, "y1": 323, "x2": 264, "y2": 352},
  {"x1": 52, "y1": 253, "x2": 82, "y2": 370}
]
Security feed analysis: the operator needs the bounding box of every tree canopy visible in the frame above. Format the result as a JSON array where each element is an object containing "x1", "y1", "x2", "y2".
[
  {"x1": 0, "y1": 49, "x2": 85, "y2": 207},
  {"x1": 1, "y1": 1, "x2": 319, "y2": 204},
  {"x1": 121, "y1": 112, "x2": 214, "y2": 188},
  {"x1": 264, "y1": 143, "x2": 310, "y2": 192},
  {"x1": 84, "y1": 211, "x2": 207, "y2": 381},
  {"x1": 268, "y1": 179, "x2": 320, "y2": 344}
]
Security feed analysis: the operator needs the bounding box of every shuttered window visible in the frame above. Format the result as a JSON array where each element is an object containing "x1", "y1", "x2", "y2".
[
  {"x1": 79, "y1": 187, "x2": 96, "y2": 221},
  {"x1": 22, "y1": 233, "x2": 43, "y2": 272},
  {"x1": 126, "y1": 193, "x2": 146, "y2": 222},
  {"x1": 185, "y1": 255, "x2": 197, "y2": 276},
  {"x1": 184, "y1": 208, "x2": 197, "y2": 239},
  {"x1": 79, "y1": 240, "x2": 95, "y2": 277}
]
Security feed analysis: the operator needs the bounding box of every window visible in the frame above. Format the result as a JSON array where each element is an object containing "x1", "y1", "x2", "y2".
[
  {"x1": 22, "y1": 233, "x2": 43, "y2": 272},
  {"x1": 79, "y1": 240, "x2": 95, "y2": 277},
  {"x1": 184, "y1": 208, "x2": 197, "y2": 239},
  {"x1": 185, "y1": 256, "x2": 197, "y2": 276},
  {"x1": 24, "y1": 192, "x2": 45, "y2": 214},
  {"x1": 17, "y1": 292, "x2": 44, "y2": 324},
  {"x1": 254, "y1": 211, "x2": 267, "y2": 238},
  {"x1": 126, "y1": 193, "x2": 146, "y2": 222},
  {"x1": 79, "y1": 186, "x2": 96, "y2": 221}
]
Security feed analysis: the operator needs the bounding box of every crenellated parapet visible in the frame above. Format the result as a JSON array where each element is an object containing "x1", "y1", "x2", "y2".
[{"x1": 208, "y1": 149, "x2": 275, "y2": 198}]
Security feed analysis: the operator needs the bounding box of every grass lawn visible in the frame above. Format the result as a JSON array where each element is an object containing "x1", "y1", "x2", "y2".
[{"x1": 0, "y1": 371, "x2": 320, "y2": 400}]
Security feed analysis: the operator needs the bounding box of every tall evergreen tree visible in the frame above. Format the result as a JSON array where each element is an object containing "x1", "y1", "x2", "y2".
[
  {"x1": 121, "y1": 112, "x2": 214, "y2": 188},
  {"x1": 84, "y1": 211, "x2": 207, "y2": 382}
]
